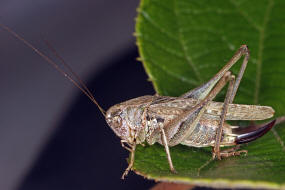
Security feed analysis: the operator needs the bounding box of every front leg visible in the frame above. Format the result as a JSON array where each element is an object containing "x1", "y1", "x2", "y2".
[{"x1": 121, "y1": 140, "x2": 136, "y2": 179}]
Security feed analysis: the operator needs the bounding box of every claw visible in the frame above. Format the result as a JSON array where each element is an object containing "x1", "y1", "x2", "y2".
[{"x1": 233, "y1": 120, "x2": 276, "y2": 144}]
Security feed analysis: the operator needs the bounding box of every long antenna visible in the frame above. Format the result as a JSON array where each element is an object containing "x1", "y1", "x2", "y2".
[
  {"x1": 0, "y1": 23, "x2": 106, "y2": 117},
  {"x1": 42, "y1": 38, "x2": 95, "y2": 105}
]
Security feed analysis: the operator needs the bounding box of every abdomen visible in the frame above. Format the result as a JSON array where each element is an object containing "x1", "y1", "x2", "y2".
[{"x1": 181, "y1": 120, "x2": 218, "y2": 147}]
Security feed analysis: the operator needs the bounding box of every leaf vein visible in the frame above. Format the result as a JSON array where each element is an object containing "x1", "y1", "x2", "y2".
[
  {"x1": 147, "y1": 58, "x2": 198, "y2": 86},
  {"x1": 140, "y1": 35, "x2": 185, "y2": 59},
  {"x1": 173, "y1": 0, "x2": 203, "y2": 83},
  {"x1": 271, "y1": 128, "x2": 285, "y2": 153},
  {"x1": 254, "y1": 0, "x2": 274, "y2": 105},
  {"x1": 253, "y1": 0, "x2": 284, "y2": 153},
  {"x1": 229, "y1": 0, "x2": 262, "y2": 31},
  {"x1": 140, "y1": 10, "x2": 178, "y2": 41}
]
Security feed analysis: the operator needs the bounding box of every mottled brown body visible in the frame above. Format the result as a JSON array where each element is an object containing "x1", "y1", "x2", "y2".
[{"x1": 107, "y1": 95, "x2": 274, "y2": 148}]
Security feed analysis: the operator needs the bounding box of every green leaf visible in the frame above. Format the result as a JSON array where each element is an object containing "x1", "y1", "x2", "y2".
[{"x1": 135, "y1": 0, "x2": 285, "y2": 189}]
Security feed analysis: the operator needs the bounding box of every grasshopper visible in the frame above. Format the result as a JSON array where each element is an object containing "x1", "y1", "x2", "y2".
[
  {"x1": 106, "y1": 45, "x2": 279, "y2": 178},
  {"x1": 0, "y1": 24, "x2": 282, "y2": 179}
]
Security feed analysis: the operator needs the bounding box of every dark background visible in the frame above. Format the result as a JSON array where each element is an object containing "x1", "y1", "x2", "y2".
[
  {"x1": 0, "y1": 0, "x2": 156, "y2": 189},
  {"x1": 18, "y1": 50, "x2": 156, "y2": 190}
]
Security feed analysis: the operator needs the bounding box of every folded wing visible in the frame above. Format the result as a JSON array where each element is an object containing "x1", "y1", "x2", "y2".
[{"x1": 204, "y1": 102, "x2": 275, "y2": 120}]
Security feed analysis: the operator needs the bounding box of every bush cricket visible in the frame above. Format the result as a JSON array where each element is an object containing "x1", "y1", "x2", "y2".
[{"x1": 1, "y1": 23, "x2": 284, "y2": 179}]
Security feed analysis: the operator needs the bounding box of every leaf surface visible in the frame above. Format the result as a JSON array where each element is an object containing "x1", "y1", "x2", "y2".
[{"x1": 135, "y1": 0, "x2": 285, "y2": 189}]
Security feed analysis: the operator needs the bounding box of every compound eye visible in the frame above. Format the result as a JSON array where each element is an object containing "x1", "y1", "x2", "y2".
[{"x1": 112, "y1": 116, "x2": 122, "y2": 128}]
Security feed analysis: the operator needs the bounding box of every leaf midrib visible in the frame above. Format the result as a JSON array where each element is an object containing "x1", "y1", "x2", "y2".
[
  {"x1": 254, "y1": 0, "x2": 274, "y2": 105},
  {"x1": 173, "y1": 0, "x2": 203, "y2": 83}
]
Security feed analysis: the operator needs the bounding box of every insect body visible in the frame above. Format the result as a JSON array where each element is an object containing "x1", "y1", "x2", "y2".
[
  {"x1": 1, "y1": 24, "x2": 281, "y2": 180},
  {"x1": 107, "y1": 95, "x2": 274, "y2": 148},
  {"x1": 106, "y1": 45, "x2": 278, "y2": 178}
]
